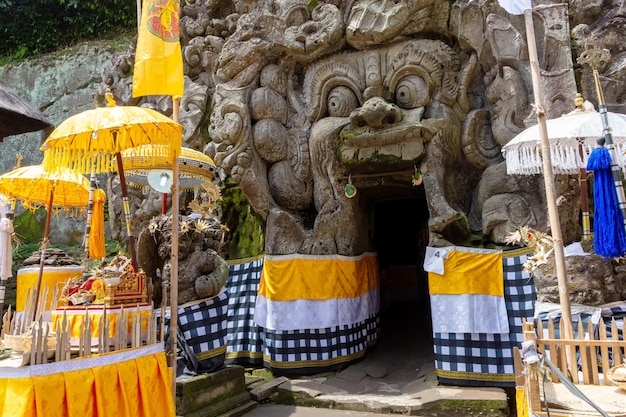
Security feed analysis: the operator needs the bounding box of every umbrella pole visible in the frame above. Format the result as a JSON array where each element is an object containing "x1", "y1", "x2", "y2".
[
  {"x1": 115, "y1": 153, "x2": 139, "y2": 272},
  {"x1": 579, "y1": 142, "x2": 591, "y2": 240},
  {"x1": 169, "y1": 97, "x2": 181, "y2": 395},
  {"x1": 578, "y1": 41, "x2": 626, "y2": 239},
  {"x1": 83, "y1": 167, "x2": 97, "y2": 280},
  {"x1": 594, "y1": 73, "x2": 626, "y2": 234},
  {"x1": 524, "y1": 10, "x2": 573, "y2": 339},
  {"x1": 33, "y1": 191, "x2": 54, "y2": 322}
]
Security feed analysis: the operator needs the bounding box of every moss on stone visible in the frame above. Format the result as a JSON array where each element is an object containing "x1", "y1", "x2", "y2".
[
  {"x1": 419, "y1": 399, "x2": 509, "y2": 416},
  {"x1": 218, "y1": 178, "x2": 265, "y2": 260},
  {"x1": 13, "y1": 210, "x2": 44, "y2": 243}
]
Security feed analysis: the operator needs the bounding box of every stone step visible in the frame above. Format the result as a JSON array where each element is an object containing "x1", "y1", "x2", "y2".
[
  {"x1": 180, "y1": 391, "x2": 253, "y2": 417},
  {"x1": 215, "y1": 400, "x2": 259, "y2": 417},
  {"x1": 249, "y1": 376, "x2": 289, "y2": 401},
  {"x1": 176, "y1": 365, "x2": 249, "y2": 416}
]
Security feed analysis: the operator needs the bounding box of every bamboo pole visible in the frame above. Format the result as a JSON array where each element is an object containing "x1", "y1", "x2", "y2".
[
  {"x1": 524, "y1": 9, "x2": 573, "y2": 339},
  {"x1": 33, "y1": 190, "x2": 54, "y2": 322},
  {"x1": 169, "y1": 96, "x2": 181, "y2": 398}
]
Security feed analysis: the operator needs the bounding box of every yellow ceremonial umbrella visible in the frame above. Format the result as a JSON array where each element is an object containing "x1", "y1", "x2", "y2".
[
  {"x1": 41, "y1": 90, "x2": 183, "y2": 271},
  {"x1": 0, "y1": 164, "x2": 91, "y2": 320},
  {"x1": 122, "y1": 146, "x2": 216, "y2": 214}
]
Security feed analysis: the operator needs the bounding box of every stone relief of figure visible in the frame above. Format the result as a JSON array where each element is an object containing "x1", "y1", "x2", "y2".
[{"x1": 454, "y1": 0, "x2": 580, "y2": 244}]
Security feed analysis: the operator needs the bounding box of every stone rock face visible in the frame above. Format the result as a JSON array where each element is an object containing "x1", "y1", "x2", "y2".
[{"x1": 533, "y1": 241, "x2": 626, "y2": 304}]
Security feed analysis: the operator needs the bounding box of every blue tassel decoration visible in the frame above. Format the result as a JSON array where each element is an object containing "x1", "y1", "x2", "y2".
[{"x1": 586, "y1": 147, "x2": 626, "y2": 258}]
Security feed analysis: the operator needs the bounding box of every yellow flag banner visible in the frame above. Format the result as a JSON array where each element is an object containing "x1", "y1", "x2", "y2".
[
  {"x1": 133, "y1": 0, "x2": 184, "y2": 98},
  {"x1": 88, "y1": 188, "x2": 106, "y2": 259}
]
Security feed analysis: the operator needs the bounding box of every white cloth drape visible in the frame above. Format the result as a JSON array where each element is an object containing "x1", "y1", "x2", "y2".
[
  {"x1": 0, "y1": 217, "x2": 12, "y2": 279},
  {"x1": 497, "y1": 0, "x2": 531, "y2": 14}
]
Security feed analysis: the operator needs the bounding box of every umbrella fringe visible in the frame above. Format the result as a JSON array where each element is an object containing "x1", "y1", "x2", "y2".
[
  {"x1": 43, "y1": 145, "x2": 177, "y2": 175},
  {"x1": 505, "y1": 145, "x2": 585, "y2": 175}
]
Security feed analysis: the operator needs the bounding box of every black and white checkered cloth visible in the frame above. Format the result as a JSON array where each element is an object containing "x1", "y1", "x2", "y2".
[
  {"x1": 224, "y1": 256, "x2": 380, "y2": 374},
  {"x1": 225, "y1": 256, "x2": 265, "y2": 365},
  {"x1": 260, "y1": 315, "x2": 379, "y2": 375},
  {"x1": 177, "y1": 290, "x2": 229, "y2": 361},
  {"x1": 157, "y1": 290, "x2": 229, "y2": 373},
  {"x1": 433, "y1": 249, "x2": 536, "y2": 387}
]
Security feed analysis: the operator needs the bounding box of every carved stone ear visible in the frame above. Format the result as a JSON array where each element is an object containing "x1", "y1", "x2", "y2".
[{"x1": 461, "y1": 109, "x2": 503, "y2": 170}]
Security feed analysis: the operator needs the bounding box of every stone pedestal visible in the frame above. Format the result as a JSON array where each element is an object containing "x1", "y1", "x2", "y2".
[{"x1": 175, "y1": 365, "x2": 255, "y2": 417}]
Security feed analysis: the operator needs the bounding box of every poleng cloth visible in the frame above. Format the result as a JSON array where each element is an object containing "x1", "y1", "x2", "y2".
[
  {"x1": 255, "y1": 253, "x2": 379, "y2": 331},
  {"x1": 429, "y1": 247, "x2": 509, "y2": 334}
]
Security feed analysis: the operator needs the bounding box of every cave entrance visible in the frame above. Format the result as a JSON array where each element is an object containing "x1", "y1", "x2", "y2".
[{"x1": 370, "y1": 193, "x2": 433, "y2": 358}]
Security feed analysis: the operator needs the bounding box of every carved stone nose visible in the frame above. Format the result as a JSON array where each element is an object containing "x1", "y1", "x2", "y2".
[{"x1": 350, "y1": 97, "x2": 401, "y2": 129}]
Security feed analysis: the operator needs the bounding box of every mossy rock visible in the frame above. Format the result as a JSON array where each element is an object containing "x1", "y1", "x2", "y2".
[{"x1": 13, "y1": 209, "x2": 44, "y2": 243}]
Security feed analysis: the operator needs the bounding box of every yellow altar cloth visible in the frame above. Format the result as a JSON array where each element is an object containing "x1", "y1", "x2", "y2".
[
  {"x1": 51, "y1": 304, "x2": 153, "y2": 342},
  {"x1": 0, "y1": 344, "x2": 174, "y2": 417},
  {"x1": 16, "y1": 266, "x2": 82, "y2": 312}
]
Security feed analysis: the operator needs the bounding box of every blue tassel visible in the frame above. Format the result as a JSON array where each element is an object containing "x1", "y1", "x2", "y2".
[{"x1": 587, "y1": 147, "x2": 626, "y2": 258}]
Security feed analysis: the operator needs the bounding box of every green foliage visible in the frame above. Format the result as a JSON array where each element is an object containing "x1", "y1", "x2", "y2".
[
  {"x1": 13, "y1": 210, "x2": 44, "y2": 243},
  {"x1": 218, "y1": 178, "x2": 265, "y2": 260},
  {"x1": 0, "y1": 0, "x2": 135, "y2": 61}
]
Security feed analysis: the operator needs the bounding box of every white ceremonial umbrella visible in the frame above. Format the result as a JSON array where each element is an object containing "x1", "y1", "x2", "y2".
[
  {"x1": 502, "y1": 102, "x2": 626, "y2": 240},
  {"x1": 502, "y1": 106, "x2": 626, "y2": 176}
]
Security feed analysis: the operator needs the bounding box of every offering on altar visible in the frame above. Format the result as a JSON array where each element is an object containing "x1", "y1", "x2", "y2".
[
  {"x1": 57, "y1": 255, "x2": 147, "y2": 307},
  {"x1": 4, "y1": 321, "x2": 56, "y2": 354}
]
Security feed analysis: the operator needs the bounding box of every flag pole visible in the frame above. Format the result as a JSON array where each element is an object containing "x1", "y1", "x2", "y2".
[
  {"x1": 577, "y1": 40, "x2": 626, "y2": 235},
  {"x1": 524, "y1": 8, "x2": 573, "y2": 339},
  {"x1": 136, "y1": 0, "x2": 141, "y2": 32}
]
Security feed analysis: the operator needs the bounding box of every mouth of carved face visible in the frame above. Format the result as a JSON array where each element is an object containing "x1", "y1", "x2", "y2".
[{"x1": 338, "y1": 116, "x2": 434, "y2": 172}]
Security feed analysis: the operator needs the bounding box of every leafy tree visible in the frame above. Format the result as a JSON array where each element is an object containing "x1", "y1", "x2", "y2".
[{"x1": 0, "y1": 0, "x2": 135, "y2": 60}]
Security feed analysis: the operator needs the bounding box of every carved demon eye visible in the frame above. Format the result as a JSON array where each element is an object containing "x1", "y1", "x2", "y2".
[
  {"x1": 395, "y1": 75, "x2": 429, "y2": 109},
  {"x1": 327, "y1": 86, "x2": 359, "y2": 117}
]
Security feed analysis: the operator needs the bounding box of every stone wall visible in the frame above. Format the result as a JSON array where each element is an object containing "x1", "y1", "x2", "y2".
[{"x1": 0, "y1": 38, "x2": 130, "y2": 244}]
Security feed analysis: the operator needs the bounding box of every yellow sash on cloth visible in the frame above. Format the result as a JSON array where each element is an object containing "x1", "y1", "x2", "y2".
[
  {"x1": 428, "y1": 249, "x2": 503, "y2": 296},
  {"x1": 255, "y1": 253, "x2": 380, "y2": 331},
  {"x1": 259, "y1": 252, "x2": 379, "y2": 301},
  {"x1": 426, "y1": 247, "x2": 508, "y2": 334}
]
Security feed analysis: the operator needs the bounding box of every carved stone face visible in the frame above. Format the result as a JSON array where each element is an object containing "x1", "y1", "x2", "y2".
[{"x1": 305, "y1": 39, "x2": 460, "y2": 173}]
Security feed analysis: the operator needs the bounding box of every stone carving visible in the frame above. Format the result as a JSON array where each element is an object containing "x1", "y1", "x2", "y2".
[
  {"x1": 136, "y1": 214, "x2": 229, "y2": 306},
  {"x1": 570, "y1": 1, "x2": 626, "y2": 114},
  {"x1": 97, "y1": 0, "x2": 618, "y2": 264}
]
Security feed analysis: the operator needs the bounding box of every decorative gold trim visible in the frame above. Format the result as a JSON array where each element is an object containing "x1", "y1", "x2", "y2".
[{"x1": 435, "y1": 369, "x2": 515, "y2": 382}]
